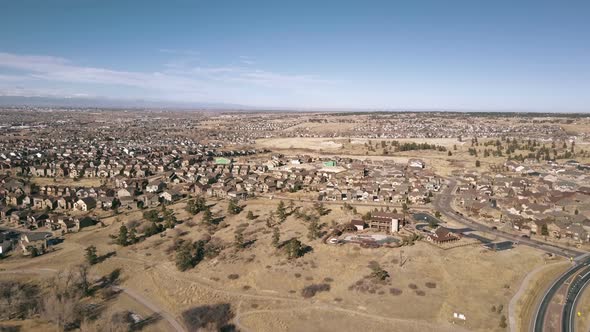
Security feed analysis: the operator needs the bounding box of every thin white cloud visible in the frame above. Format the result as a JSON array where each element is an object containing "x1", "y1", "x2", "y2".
[
  {"x1": 0, "y1": 51, "x2": 333, "y2": 102},
  {"x1": 158, "y1": 49, "x2": 200, "y2": 56},
  {"x1": 239, "y1": 55, "x2": 255, "y2": 65}
]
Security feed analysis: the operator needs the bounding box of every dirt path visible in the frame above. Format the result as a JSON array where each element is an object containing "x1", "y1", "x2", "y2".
[
  {"x1": 149, "y1": 259, "x2": 462, "y2": 332},
  {"x1": 508, "y1": 260, "x2": 568, "y2": 332},
  {"x1": 0, "y1": 267, "x2": 186, "y2": 332},
  {"x1": 114, "y1": 285, "x2": 185, "y2": 332}
]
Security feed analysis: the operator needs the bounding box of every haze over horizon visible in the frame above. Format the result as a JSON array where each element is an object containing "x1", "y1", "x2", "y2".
[{"x1": 1, "y1": 0, "x2": 589, "y2": 112}]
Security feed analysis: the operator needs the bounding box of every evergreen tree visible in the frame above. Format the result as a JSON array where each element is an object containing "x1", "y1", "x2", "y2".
[
  {"x1": 128, "y1": 227, "x2": 138, "y2": 244},
  {"x1": 285, "y1": 238, "x2": 304, "y2": 259},
  {"x1": 276, "y1": 201, "x2": 287, "y2": 223},
  {"x1": 246, "y1": 210, "x2": 255, "y2": 220},
  {"x1": 202, "y1": 208, "x2": 213, "y2": 224},
  {"x1": 228, "y1": 199, "x2": 242, "y2": 215},
  {"x1": 117, "y1": 225, "x2": 129, "y2": 246},
  {"x1": 175, "y1": 242, "x2": 194, "y2": 271},
  {"x1": 186, "y1": 195, "x2": 207, "y2": 215},
  {"x1": 272, "y1": 227, "x2": 280, "y2": 248},
  {"x1": 307, "y1": 219, "x2": 320, "y2": 240},
  {"x1": 234, "y1": 231, "x2": 245, "y2": 249},
  {"x1": 85, "y1": 245, "x2": 98, "y2": 265}
]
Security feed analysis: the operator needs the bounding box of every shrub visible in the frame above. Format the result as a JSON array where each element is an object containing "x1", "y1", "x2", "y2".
[
  {"x1": 389, "y1": 288, "x2": 402, "y2": 295},
  {"x1": 181, "y1": 304, "x2": 236, "y2": 332},
  {"x1": 425, "y1": 282, "x2": 437, "y2": 289},
  {"x1": 227, "y1": 274, "x2": 239, "y2": 280},
  {"x1": 301, "y1": 284, "x2": 331, "y2": 298},
  {"x1": 408, "y1": 283, "x2": 418, "y2": 290}
]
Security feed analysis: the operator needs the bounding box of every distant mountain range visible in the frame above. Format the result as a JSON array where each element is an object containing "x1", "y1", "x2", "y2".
[{"x1": 0, "y1": 96, "x2": 253, "y2": 110}]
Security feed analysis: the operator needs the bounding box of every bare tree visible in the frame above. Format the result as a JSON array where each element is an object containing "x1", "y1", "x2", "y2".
[{"x1": 40, "y1": 269, "x2": 85, "y2": 330}]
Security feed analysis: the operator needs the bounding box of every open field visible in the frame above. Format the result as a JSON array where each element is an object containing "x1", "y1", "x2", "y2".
[
  {"x1": 575, "y1": 279, "x2": 590, "y2": 331},
  {"x1": 510, "y1": 260, "x2": 570, "y2": 331},
  {"x1": 30, "y1": 177, "x2": 104, "y2": 188},
  {"x1": 0, "y1": 198, "x2": 549, "y2": 331}
]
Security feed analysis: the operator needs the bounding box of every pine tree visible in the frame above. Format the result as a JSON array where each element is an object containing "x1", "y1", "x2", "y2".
[
  {"x1": 272, "y1": 227, "x2": 280, "y2": 247},
  {"x1": 202, "y1": 208, "x2": 213, "y2": 224},
  {"x1": 228, "y1": 199, "x2": 242, "y2": 215},
  {"x1": 85, "y1": 245, "x2": 98, "y2": 265},
  {"x1": 286, "y1": 238, "x2": 304, "y2": 259},
  {"x1": 247, "y1": 210, "x2": 255, "y2": 220},
  {"x1": 117, "y1": 225, "x2": 129, "y2": 246},
  {"x1": 234, "y1": 231, "x2": 245, "y2": 249},
  {"x1": 308, "y1": 219, "x2": 320, "y2": 240},
  {"x1": 276, "y1": 201, "x2": 287, "y2": 223},
  {"x1": 175, "y1": 242, "x2": 194, "y2": 271}
]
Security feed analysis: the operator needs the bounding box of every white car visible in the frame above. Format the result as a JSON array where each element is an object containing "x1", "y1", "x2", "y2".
[{"x1": 328, "y1": 238, "x2": 339, "y2": 244}]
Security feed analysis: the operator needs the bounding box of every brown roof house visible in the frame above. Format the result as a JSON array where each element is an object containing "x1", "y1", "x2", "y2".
[
  {"x1": 426, "y1": 226, "x2": 461, "y2": 244},
  {"x1": 369, "y1": 212, "x2": 405, "y2": 233}
]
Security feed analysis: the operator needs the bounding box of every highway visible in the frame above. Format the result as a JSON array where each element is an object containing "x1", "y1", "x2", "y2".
[
  {"x1": 562, "y1": 266, "x2": 590, "y2": 332},
  {"x1": 532, "y1": 261, "x2": 590, "y2": 332},
  {"x1": 432, "y1": 178, "x2": 585, "y2": 259},
  {"x1": 431, "y1": 178, "x2": 590, "y2": 331}
]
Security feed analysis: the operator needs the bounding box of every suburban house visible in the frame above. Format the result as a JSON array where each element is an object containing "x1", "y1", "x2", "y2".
[
  {"x1": 160, "y1": 189, "x2": 182, "y2": 202},
  {"x1": 349, "y1": 219, "x2": 366, "y2": 231},
  {"x1": 20, "y1": 232, "x2": 50, "y2": 256},
  {"x1": 426, "y1": 226, "x2": 461, "y2": 244},
  {"x1": 146, "y1": 180, "x2": 165, "y2": 193},
  {"x1": 368, "y1": 212, "x2": 405, "y2": 233},
  {"x1": 74, "y1": 197, "x2": 97, "y2": 211}
]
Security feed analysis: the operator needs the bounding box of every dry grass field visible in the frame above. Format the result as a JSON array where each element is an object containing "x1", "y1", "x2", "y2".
[
  {"x1": 0, "y1": 197, "x2": 548, "y2": 331},
  {"x1": 575, "y1": 283, "x2": 590, "y2": 331}
]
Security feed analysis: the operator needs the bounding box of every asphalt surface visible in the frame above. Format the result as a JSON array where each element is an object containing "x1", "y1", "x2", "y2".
[
  {"x1": 562, "y1": 266, "x2": 590, "y2": 332},
  {"x1": 432, "y1": 178, "x2": 584, "y2": 259},
  {"x1": 432, "y1": 178, "x2": 590, "y2": 332},
  {"x1": 532, "y1": 260, "x2": 590, "y2": 332}
]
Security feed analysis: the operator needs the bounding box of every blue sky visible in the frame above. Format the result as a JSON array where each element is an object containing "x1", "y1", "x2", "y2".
[{"x1": 0, "y1": 0, "x2": 589, "y2": 110}]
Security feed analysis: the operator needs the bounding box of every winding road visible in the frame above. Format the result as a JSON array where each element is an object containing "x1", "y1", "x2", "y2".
[
  {"x1": 429, "y1": 177, "x2": 590, "y2": 332},
  {"x1": 562, "y1": 266, "x2": 590, "y2": 332},
  {"x1": 433, "y1": 178, "x2": 584, "y2": 259}
]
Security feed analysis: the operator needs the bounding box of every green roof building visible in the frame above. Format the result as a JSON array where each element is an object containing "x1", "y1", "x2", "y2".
[
  {"x1": 215, "y1": 157, "x2": 231, "y2": 165},
  {"x1": 323, "y1": 160, "x2": 336, "y2": 167}
]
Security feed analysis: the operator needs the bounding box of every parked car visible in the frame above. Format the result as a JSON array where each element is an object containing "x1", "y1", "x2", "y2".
[{"x1": 328, "y1": 238, "x2": 339, "y2": 244}]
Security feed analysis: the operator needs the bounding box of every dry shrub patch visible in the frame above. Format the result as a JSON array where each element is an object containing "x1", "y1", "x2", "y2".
[
  {"x1": 301, "y1": 284, "x2": 331, "y2": 298},
  {"x1": 389, "y1": 288, "x2": 402, "y2": 295},
  {"x1": 181, "y1": 304, "x2": 237, "y2": 332}
]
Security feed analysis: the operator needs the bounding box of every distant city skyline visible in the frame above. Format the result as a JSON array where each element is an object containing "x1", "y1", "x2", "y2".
[{"x1": 1, "y1": 0, "x2": 589, "y2": 111}]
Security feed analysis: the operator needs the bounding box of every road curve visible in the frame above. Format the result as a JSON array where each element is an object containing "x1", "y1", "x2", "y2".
[
  {"x1": 532, "y1": 262, "x2": 590, "y2": 332},
  {"x1": 433, "y1": 178, "x2": 584, "y2": 259},
  {"x1": 562, "y1": 267, "x2": 590, "y2": 332}
]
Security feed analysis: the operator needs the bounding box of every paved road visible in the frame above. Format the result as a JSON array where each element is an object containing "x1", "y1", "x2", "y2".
[
  {"x1": 562, "y1": 267, "x2": 590, "y2": 332},
  {"x1": 532, "y1": 260, "x2": 590, "y2": 332},
  {"x1": 432, "y1": 178, "x2": 584, "y2": 259},
  {"x1": 433, "y1": 178, "x2": 590, "y2": 332}
]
